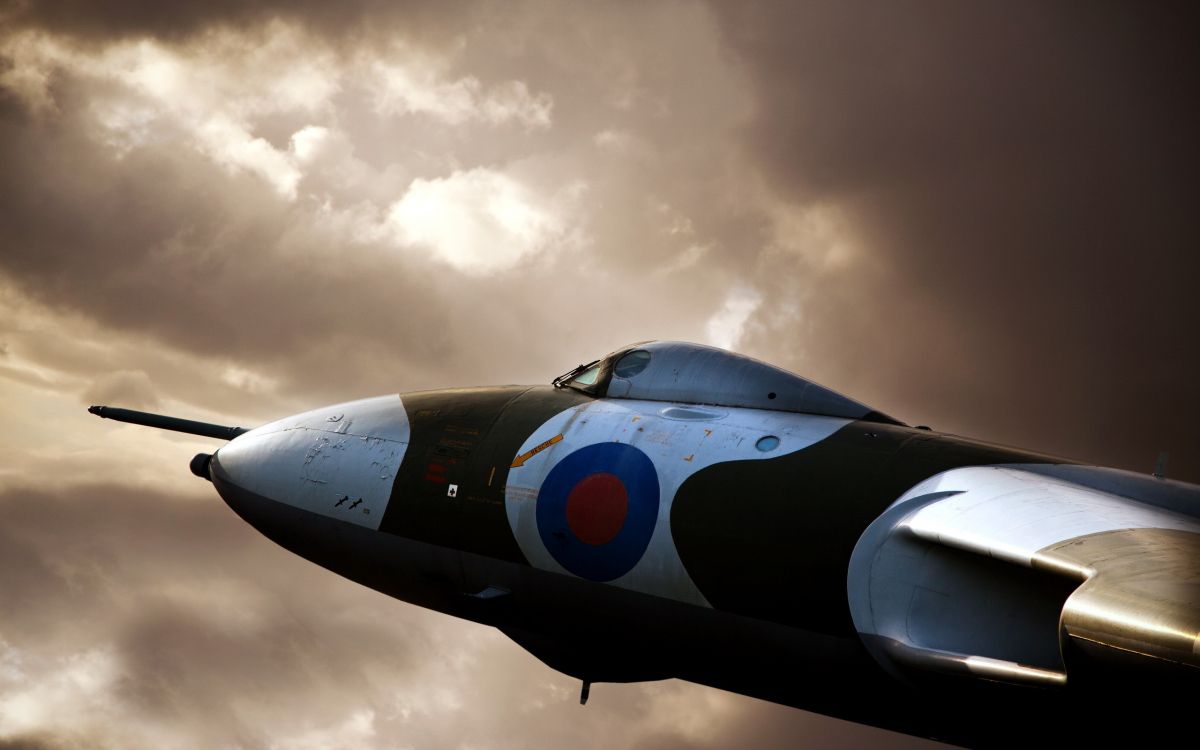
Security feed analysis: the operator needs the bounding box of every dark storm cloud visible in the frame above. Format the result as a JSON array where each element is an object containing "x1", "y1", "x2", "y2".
[
  {"x1": 81, "y1": 371, "x2": 160, "y2": 411},
  {"x1": 2, "y1": 483, "x2": 915, "y2": 748},
  {"x1": 630, "y1": 702, "x2": 942, "y2": 750},
  {"x1": 0, "y1": 484, "x2": 409, "y2": 744},
  {"x1": 1, "y1": 0, "x2": 462, "y2": 43},
  {"x1": 0, "y1": 485, "x2": 250, "y2": 637},
  {"x1": 0, "y1": 112, "x2": 448, "y2": 391},
  {"x1": 0, "y1": 484, "x2": 475, "y2": 745},
  {"x1": 716, "y1": 1, "x2": 1200, "y2": 480},
  {"x1": 0, "y1": 2, "x2": 749, "y2": 411},
  {"x1": 0, "y1": 736, "x2": 77, "y2": 750},
  {"x1": 0, "y1": 80, "x2": 515, "y2": 403}
]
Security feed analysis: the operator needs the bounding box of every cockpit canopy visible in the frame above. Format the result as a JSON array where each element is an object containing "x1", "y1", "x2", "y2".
[{"x1": 553, "y1": 340, "x2": 901, "y2": 424}]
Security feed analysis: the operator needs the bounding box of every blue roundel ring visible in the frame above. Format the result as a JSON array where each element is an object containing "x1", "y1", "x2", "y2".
[{"x1": 535, "y1": 442, "x2": 660, "y2": 582}]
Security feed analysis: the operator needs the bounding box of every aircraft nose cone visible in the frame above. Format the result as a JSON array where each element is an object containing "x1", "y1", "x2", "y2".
[{"x1": 210, "y1": 395, "x2": 411, "y2": 531}]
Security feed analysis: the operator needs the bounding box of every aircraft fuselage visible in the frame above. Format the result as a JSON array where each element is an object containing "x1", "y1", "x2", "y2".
[
  {"x1": 94, "y1": 341, "x2": 1199, "y2": 746},
  {"x1": 207, "y1": 383, "x2": 1071, "y2": 742}
]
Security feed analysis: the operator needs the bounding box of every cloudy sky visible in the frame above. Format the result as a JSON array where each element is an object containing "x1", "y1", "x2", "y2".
[{"x1": 1, "y1": 1, "x2": 1196, "y2": 747}]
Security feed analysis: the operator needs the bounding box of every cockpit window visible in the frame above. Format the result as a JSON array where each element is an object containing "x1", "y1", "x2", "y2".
[
  {"x1": 613, "y1": 349, "x2": 651, "y2": 378},
  {"x1": 571, "y1": 363, "x2": 602, "y2": 386},
  {"x1": 552, "y1": 359, "x2": 605, "y2": 393}
]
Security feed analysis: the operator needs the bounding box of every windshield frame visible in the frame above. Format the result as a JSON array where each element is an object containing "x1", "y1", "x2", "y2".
[{"x1": 551, "y1": 357, "x2": 614, "y2": 396}]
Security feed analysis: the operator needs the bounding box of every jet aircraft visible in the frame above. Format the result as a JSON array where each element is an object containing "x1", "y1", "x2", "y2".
[{"x1": 90, "y1": 341, "x2": 1198, "y2": 745}]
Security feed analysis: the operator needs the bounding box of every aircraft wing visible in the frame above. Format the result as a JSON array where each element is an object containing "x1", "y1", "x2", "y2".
[{"x1": 848, "y1": 465, "x2": 1200, "y2": 688}]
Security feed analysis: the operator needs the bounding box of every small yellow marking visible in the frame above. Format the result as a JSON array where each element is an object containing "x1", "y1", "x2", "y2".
[
  {"x1": 631, "y1": 416, "x2": 641, "y2": 422},
  {"x1": 683, "y1": 454, "x2": 694, "y2": 462},
  {"x1": 703, "y1": 429, "x2": 712, "y2": 437},
  {"x1": 511, "y1": 433, "x2": 564, "y2": 468},
  {"x1": 487, "y1": 466, "x2": 497, "y2": 486}
]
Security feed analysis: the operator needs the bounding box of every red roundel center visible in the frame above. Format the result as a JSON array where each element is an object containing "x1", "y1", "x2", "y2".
[{"x1": 565, "y1": 472, "x2": 629, "y2": 546}]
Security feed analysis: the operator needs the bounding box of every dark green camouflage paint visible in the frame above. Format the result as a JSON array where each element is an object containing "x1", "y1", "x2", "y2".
[
  {"x1": 670, "y1": 421, "x2": 1062, "y2": 635},
  {"x1": 379, "y1": 385, "x2": 591, "y2": 563}
]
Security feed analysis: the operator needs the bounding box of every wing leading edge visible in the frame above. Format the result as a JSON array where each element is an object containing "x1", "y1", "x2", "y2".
[{"x1": 848, "y1": 466, "x2": 1200, "y2": 689}]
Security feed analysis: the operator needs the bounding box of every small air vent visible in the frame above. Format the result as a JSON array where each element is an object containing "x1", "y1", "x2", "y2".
[{"x1": 659, "y1": 406, "x2": 724, "y2": 421}]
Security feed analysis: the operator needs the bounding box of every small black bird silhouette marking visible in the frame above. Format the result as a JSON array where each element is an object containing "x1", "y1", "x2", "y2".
[
  {"x1": 349, "y1": 498, "x2": 363, "y2": 509},
  {"x1": 334, "y1": 495, "x2": 349, "y2": 507}
]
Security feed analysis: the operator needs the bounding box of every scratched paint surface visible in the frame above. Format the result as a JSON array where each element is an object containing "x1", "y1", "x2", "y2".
[
  {"x1": 505, "y1": 399, "x2": 849, "y2": 606},
  {"x1": 214, "y1": 395, "x2": 410, "y2": 530}
]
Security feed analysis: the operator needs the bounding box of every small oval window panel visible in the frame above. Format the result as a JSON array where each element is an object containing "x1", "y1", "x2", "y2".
[
  {"x1": 614, "y1": 349, "x2": 652, "y2": 378},
  {"x1": 756, "y1": 435, "x2": 780, "y2": 452}
]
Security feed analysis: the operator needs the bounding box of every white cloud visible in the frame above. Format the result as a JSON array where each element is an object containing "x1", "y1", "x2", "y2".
[
  {"x1": 0, "y1": 648, "x2": 123, "y2": 737},
  {"x1": 0, "y1": 24, "x2": 559, "y2": 204},
  {"x1": 0, "y1": 639, "x2": 25, "y2": 682},
  {"x1": 290, "y1": 125, "x2": 332, "y2": 164},
  {"x1": 386, "y1": 168, "x2": 569, "y2": 274},
  {"x1": 371, "y1": 59, "x2": 552, "y2": 128},
  {"x1": 0, "y1": 25, "x2": 341, "y2": 200},
  {"x1": 219, "y1": 364, "x2": 280, "y2": 396},
  {"x1": 706, "y1": 285, "x2": 762, "y2": 350},
  {"x1": 479, "y1": 80, "x2": 554, "y2": 127},
  {"x1": 196, "y1": 115, "x2": 303, "y2": 199}
]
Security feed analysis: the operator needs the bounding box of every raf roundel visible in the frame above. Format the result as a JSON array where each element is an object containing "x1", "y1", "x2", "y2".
[{"x1": 535, "y1": 442, "x2": 660, "y2": 582}]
